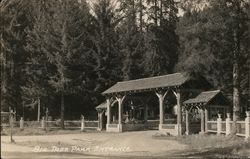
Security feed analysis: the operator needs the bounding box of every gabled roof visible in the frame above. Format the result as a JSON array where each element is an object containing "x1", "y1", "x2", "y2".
[
  {"x1": 102, "y1": 72, "x2": 191, "y2": 95},
  {"x1": 183, "y1": 90, "x2": 222, "y2": 105}
]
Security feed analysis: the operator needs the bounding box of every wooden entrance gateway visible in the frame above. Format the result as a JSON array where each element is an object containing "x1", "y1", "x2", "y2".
[
  {"x1": 183, "y1": 90, "x2": 230, "y2": 134},
  {"x1": 98, "y1": 72, "x2": 215, "y2": 136}
]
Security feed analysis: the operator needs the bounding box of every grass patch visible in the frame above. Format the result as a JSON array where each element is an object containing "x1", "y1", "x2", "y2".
[
  {"x1": 1, "y1": 127, "x2": 46, "y2": 136},
  {"x1": 153, "y1": 133, "x2": 250, "y2": 158},
  {"x1": 174, "y1": 134, "x2": 245, "y2": 149}
]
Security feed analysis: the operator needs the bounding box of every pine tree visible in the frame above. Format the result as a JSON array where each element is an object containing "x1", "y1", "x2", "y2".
[
  {"x1": 144, "y1": 0, "x2": 179, "y2": 76},
  {"x1": 24, "y1": 0, "x2": 54, "y2": 120},
  {"x1": 25, "y1": 0, "x2": 92, "y2": 128},
  {"x1": 118, "y1": 0, "x2": 145, "y2": 80},
  {"x1": 0, "y1": 0, "x2": 33, "y2": 113},
  {"x1": 176, "y1": 0, "x2": 250, "y2": 129},
  {"x1": 89, "y1": 0, "x2": 122, "y2": 98}
]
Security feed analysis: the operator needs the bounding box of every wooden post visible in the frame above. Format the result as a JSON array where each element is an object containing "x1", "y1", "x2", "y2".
[
  {"x1": 81, "y1": 115, "x2": 85, "y2": 131},
  {"x1": 9, "y1": 108, "x2": 15, "y2": 143},
  {"x1": 176, "y1": 91, "x2": 182, "y2": 136},
  {"x1": 106, "y1": 98, "x2": 111, "y2": 125},
  {"x1": 200, "y1": 109, "x2": 205, "y2": 134},
  {"x1": 205, "y1": 108, "x2": 208, "y2": 133},
  {"x1": 99, "y1": 112, "x2": 103, "y2": 130},
  {"x1": 97, "y1": 113, "x2": 100, "y2": 130},
  {"x1": 20, "y1": 117, "x2": 24, "y2": 130},
  {"x1": 118, "y1": 99, "x2": 122, "y2": 125},
  {"x1": 185, "y1": 109, "x2": 189, "y2": 135},
  {"x1": 226, "y1": 113, "x2": 231, "y2": 136},
  {"x1": 37, "y1": 97, "x2": 41, "y2": 122},
  {"x1": 159, "y1": 95, "x2": 164, "y2": 125},
  {"x1": 217, "y1": 114, "x2": 222, "y2": 135},
  {"x1": 97, "y1": 111, "x2": 101, "y2": 131},
  {"x1": 116, "y1": 96, "x2": 125, "y2": 125},
  {"x1": 41, "y1": 117, "x2": 45, "y2": 130},
  {"x1": 156, "y1": 91, "x2": 168, "y2": 130},
  {"x1": 97, "y1": 111, "x2": 103, "y2": 131},
  {"x1": 245, "y1": 111, "x2": 250, "y2": 139},
  {"x1": 116, "y1": 95, "x2": 125, "y2": 132}
]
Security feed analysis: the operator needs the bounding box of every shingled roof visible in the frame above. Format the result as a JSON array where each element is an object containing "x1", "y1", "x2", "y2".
[
  {"x1": 183, "y1": 90, "x2": 221, "y2": 105},
  {"x1": 102, "y1": 72, "x2": 191, "y2": 95}
]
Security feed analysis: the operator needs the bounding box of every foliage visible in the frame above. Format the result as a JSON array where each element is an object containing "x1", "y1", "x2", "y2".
[
  {"x1": 176, "y1": 0, "x2": 250, "y2": 112},
  {"x1": 0, "y1": 0, "x2": 249, "y2": 122}
]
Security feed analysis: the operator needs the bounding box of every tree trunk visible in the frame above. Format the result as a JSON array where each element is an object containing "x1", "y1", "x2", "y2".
[
  {"x1": 139, "y1": 0, "x2": 143, "y2": 33},
  {"x1": 0, "y1": 51, "x2": 6, "y2": 111},
  {"x1": 233, "y1": 62, "x2": 240, "y2": 122},
  {"x1": 232, "y1": 28, "x2": 240, "y2": 135},
  {"x1": 0, "y1": 59, "x2": 3, "y2": 111},
  {"x1": 154, "y1": 0, "x2": 158, "y2": 26},
  {"x1": 160, "y1": 0, "x2": 163, "y2": 26},
  {"x1": 60, "y1": 92, "x2": 65, "y2": 129}
]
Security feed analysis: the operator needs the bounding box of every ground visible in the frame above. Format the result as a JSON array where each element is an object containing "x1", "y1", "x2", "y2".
[{"x1": 1, "y1": 130, "x2": 250, "y2": 158}]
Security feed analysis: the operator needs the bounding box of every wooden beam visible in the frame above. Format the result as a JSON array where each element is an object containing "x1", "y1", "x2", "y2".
[
  {"x1": 205, "y1": 108, "x2": 208, "y2": 132},
  {"x1": 185, "y1": 109, "x2": 189, "y2": 135},
  {"x1": 200, "y1": 109, "x2": 205, "y2": 134},
  {"x1": 188, "y1": 105, "x2": 194, "y2": 112},
  {"x1": 116, "y1": 95, "x2": 126, "y2": 125},
  {"x1": 176, "y1": 90, "x2": 182, "y2": 136},
  {"x1": 106, "y1": 98, "x2": 111, "y2": 125},
  {"x1": 172, "y1": 89, "x2": 177, "y2": 98},
  {"x1": 155, "y1": 90, "x2": 168, "y2": 125}
]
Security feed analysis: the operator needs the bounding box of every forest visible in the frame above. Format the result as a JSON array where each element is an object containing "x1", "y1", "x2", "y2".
[{"x1": 0, "y1": 0, "x2": 249, "y2": 125}]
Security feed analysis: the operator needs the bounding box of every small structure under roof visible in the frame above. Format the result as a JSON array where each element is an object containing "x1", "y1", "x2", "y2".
[
  {"x1": 183, "y1": 90, "x2": 230, "y2": 134},
  {"x1": 184, "y1": 90, "x2": 229, "y2": 106}
]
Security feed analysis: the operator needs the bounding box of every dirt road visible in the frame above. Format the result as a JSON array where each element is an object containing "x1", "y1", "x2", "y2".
[{"x1": 1, "y1": 130, "x2": 187, "y2": 158}]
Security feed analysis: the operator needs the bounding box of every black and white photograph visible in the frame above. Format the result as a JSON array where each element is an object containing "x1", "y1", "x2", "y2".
[{"x1": 0, "y1": 0, "x2": 250, "y2": 158}]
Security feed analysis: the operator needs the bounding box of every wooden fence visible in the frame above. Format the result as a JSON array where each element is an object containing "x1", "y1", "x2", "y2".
[
  {"x1": 1, "y1": 117, "x2": 99, "y2": 131},
  {"x1": 40, "y1": 117, "x2": 99, "y2": 130},
  {"x1": 207, "y1": 111, "x2": 250, "y2": 139}
]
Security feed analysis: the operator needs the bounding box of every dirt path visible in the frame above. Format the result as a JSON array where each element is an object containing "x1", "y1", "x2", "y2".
[{"x1": 1, "y1": 130, "x2": 187, "y2": 158}]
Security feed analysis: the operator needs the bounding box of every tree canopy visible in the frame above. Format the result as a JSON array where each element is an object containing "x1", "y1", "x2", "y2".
[{"x1": 0, "y1": 0, "x2": 249, "y2": 122}]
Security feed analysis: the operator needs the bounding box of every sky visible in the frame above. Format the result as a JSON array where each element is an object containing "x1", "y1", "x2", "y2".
[{"x1": 85, "y1": 0, "x2": 210, "y2": 18}]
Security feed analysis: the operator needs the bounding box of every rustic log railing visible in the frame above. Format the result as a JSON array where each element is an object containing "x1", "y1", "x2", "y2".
[
  {"x1": 206, "y1": 111, "x2": 250, "y2": 139},
  {"x1": 236, "y1": 121, "x2": 245, "y2": 137},
  {"x1": 42, "y1": 119, "x2": 98, "y2": 130},
  {"x1": 207, "y1": 121, "x2": 217, "y2": 132}
]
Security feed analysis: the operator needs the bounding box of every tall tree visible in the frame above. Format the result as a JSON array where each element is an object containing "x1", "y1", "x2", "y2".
[
  {"x1": 0, "y1": 0, "x2": 33, "y2": 114},
  {"x1": 144, "y1": 0, "x2": 179, "y2": 76},
  {"x1": 176, "y1": 0, "x2": 250, "y2": 124},
  {"x1": 227, "y1": 0, "x2": 250, "y2": 132},
  {"x1": 89, "y1": 0, "x2": 122, "y2": 102},
  {"x1": 118, "y1": 0, "x2": 145, "y2": 80},
  {"x1": 25, "y1": 0, "x2": 91, "y2": 128}
]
